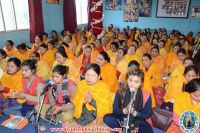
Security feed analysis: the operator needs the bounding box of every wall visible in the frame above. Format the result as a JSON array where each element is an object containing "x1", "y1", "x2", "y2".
[
  {"x1": 103, "y1": 0, "x2": 200, "y2": 35},
  {"x1": 0, "y1": 0, "x2": 63, "y2": 48}
]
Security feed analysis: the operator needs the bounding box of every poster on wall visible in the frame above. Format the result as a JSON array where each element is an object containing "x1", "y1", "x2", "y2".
[
  {"x1": 124, "y1": 0, "x2": 139, "y2": 22},
  {"x1": 156, "y1": 0, "x2": 190, "y2": 18},
  {"x1": 139, "y1": 0, "x2": 152, "y2": 17},
  {"x1": 191, "y1": 6, "x2": 200, "y2": 18},
  {"x1": 105, "y1": 0, "x2": 122, "y2": 10}
]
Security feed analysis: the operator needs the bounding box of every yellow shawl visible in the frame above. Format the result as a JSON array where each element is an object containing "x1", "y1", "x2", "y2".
[
  {"x1": 72, "y1": 80, "x2": 112, "y2": 119},
  {"x1": 0, "y1": 70, "x2": 25, "y2": 103}
]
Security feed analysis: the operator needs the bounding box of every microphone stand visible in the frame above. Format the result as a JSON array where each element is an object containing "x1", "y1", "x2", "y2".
[
  {"x1": 124, "y1": 91, "x2": 134, "y2": 133},
  {"x1": 29, "y1": 88, "x2": 48, "y2": 133}
]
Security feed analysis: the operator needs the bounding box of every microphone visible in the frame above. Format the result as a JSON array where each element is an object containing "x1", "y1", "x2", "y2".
[
  {"x1": 124, "y1": 88, "x2": 135, "y2": 133},
  {"x1": 40, "y1": 81, "x2": 54, "y2": 96},
  {"x1": 130, "y1": 88, "x2": 135, "y2": 100}
]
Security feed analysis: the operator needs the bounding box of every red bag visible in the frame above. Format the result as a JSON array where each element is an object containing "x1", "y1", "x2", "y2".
[{"x1": 152, "y1": 86, "x2": 166, "y2": 105}]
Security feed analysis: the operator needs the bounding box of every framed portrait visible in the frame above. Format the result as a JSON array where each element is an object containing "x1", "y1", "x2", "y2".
[
  {"x1": 105, "y1": 0, "x2": 122, "y2": 10},
  {"x1": 156, "y1": 0, "x2": 190, "y2": 18},
  {"x1": 139, "y1": 0, "x2": 152, "y2": 17},
  {"x1": 124, "y1": 0, "x2": 139, "y2": 22},
  {"x1": 191, "y1": 6, "x2": 200, "y2": 18},
  {"x1": 47, "y1": 0, "x2": 62, "y2": 4}
]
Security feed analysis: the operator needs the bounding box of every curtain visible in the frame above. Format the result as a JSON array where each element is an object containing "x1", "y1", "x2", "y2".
[
  {"x1": 28, "y1": 0, "x2": 44, "y2": 43},
  {"x1": 63, "y1": 0, "x2": 77, "y2": 33},
  {"x1": 87, "y1": 0, "x2": 92, "y2": 30}
]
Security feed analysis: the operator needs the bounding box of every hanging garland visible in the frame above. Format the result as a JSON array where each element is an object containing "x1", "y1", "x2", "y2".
[
  {"x1": 91, "y1": 14, "x2": 104, "y2": 26},
  {"x1": 90, "y1": 0, "x2": 104, "y2": 13},
  {"x1": 90, "y1": 0, "x2": 104, "y2": 28}
]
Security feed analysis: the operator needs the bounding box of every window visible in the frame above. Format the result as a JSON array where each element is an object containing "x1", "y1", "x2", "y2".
[
  {"x1": 0, "y1": 0, "x2": 29, "y2": 32},
  {"x1": 75, "y1": 0, "x2": 88, "y2": 25}
]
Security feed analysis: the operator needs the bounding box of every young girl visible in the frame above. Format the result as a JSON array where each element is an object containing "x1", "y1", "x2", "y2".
[
  {"x1": 73, "y1": 63, "x2": 112, "y2": 126},
  {"x1": 3, "y1": 59, "x2": 46, "y2": 116},
  {"x1": 39, "y1": 65, "x2": 76, "y2": 123},
  {"x1": 104, "y1": 69, "x2": 153, "y2": 133}
]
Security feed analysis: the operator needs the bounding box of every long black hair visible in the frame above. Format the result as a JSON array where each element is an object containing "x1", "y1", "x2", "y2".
[
  {"x1": 52, "y1": 65, "x2": 69, "y2": 76},
  {"x1": 99, "y1": 51, "x2": 110, "y2": 62},
  {"x1": 184, "y1": 78, "x2": 200, "y2": 93}
]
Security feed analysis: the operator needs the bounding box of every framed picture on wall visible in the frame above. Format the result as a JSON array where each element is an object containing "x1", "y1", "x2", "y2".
[
  {"x1": 191, "y1": 6, "x2": 200, "y2": 18},
  {"x1": 124, "y1": 0, "x2": 139, "y2": 22},
  {"x1": 139, "y1": 0, "x2": 152, "y2": 17},
  {"x1": 105, "y1": 0, "x2": 122, "y2": 10},
  {"x1": 156, "y1": 0, "x2": 190, "y2": 18}
]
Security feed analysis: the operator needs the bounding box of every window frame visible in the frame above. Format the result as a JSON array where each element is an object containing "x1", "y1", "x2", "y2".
[
  {"x1": 75, "y1": 0, "x2": 88, "y2": 26},
  {"x1": 0, "y1": 0, "x2": 29, "y2": 33}
]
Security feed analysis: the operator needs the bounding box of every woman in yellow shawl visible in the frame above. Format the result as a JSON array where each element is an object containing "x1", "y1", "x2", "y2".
[
  {"x1": 31, "y1": 34, "x2": 43, "y2": 52},
  {"x1": 89, "y1": 43, "x2": 99, "y2": 62},
  {"x1": 29, "y1": 51, "x2": 51, "y2": 81},
  {"x1": 78, "y1": 45, "x2": 95, "y2": 78},
  {"x1": 106, "y1": 42, "x2": 118, "y2": 59},
  {"x1": 124, "y1": 45, "x2": 142, "y2": 66},
  {"x1": 38, "y1": 43, "x2": 55, "y2": 68},
  {"x1": 3, "y1": 40, "x2": 17, "y2": 57},
  {"x1": 0, "y1": 49, "x2": 9, "y2": 71},
  {"x1": 0, "y1": 57, "x2": 25, "y2": 112},
  {"x1": 47, "y1": 40, "x2": 57, "y2": 57},
  {"x1": 158, "y1": 40, "x2": 167, "y2": 58},
  {"x1": 164, "y1": 65, "x2": 199, "y2": 103},
  {"x1": 119, "y1": 60, "x2": 140, "y2": 84},
  {"x1": 150, "y1": 45, "x2": 166, "y2": 76},
  {"x1": 65, "y1": 35, "x2": 77, "y2": 54},
  {"x1": 42, "y1": 32, "x2": 49, "y2": 45},
  {"x1": 110, "y1": 48, "x2": 128, "y2": 79},
  {"x1": 96, "y1": 51, "x2": 119, "y2": 93},
  {"x1": 72, "y1": 63, "x2": 112, "y2": 125},
  {"x1": 142, "y1": 54, "x2": 163, "y2": 107},
  {"x1": 58, "y1": 42, "x2": 76, "y2": 61},
  {"x1": 165, "y1": 33, "x2": 178, "y2": 52},
  {"x1": 52, "y1": 49, "x2": 80, "y2": 84},
  {"x1": 140, "y1": 34, "x2": 151, "y2": 54},
  {"x1": 165, "y1": 42, "x2": 181, "y2": 72},
  {"x1": 167, "y1": 78, "x2": 200, "y2": 133},
  {"x1": 15, "y1": 43, "x2": 31, "y2": 61},
  {"x1": 169, "y1": 48, "x2": 187, "y2": 73}
]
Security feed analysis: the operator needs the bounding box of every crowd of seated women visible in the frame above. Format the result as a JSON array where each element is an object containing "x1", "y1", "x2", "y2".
[{"x1": 0, "y1": 24, "x2": 199, "y2": 132}]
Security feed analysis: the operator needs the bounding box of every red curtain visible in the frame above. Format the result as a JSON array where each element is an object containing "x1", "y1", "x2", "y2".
[
  {"x1": 90, "y1": 0, "x2": 103, "y2": 35},
  {"x1": 28, "y1": 0, "x2": 44, "y2": 43},
  {"x1": 87, "y1": 0, "x2": 92, "y2": 30},
  {"x1": 63, "y1": 0, "x2": 77, "y2": 33}
]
